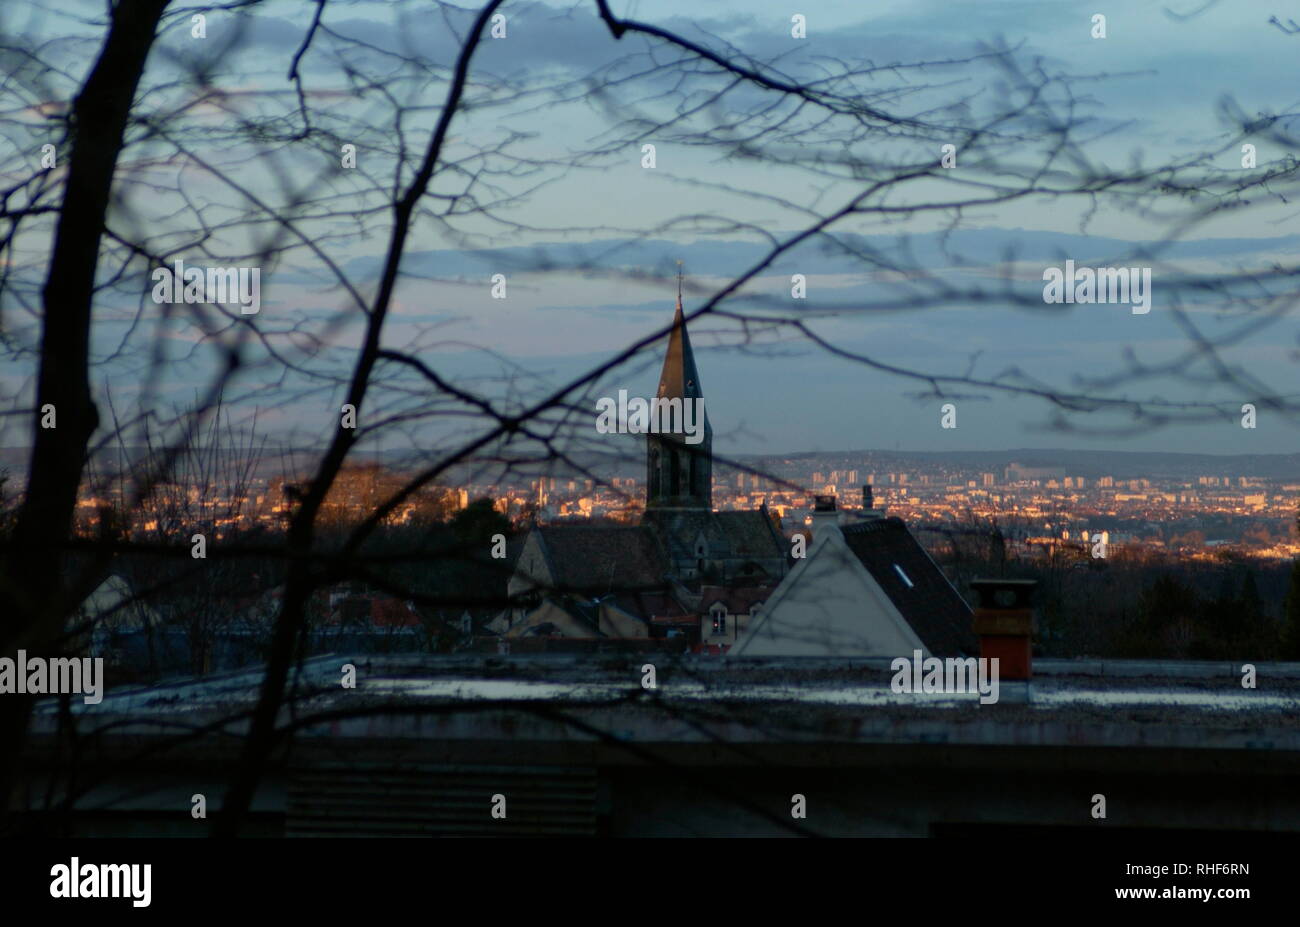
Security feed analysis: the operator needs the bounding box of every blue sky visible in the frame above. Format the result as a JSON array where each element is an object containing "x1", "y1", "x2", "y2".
[{"x1": 2, "y1": 0, "x2": 1299, "y2": 459}]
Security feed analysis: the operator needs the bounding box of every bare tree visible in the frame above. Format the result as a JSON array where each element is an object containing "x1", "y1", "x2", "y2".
[{"x1": 2, "y1": 0, "x2": 1298, "y2": 835}]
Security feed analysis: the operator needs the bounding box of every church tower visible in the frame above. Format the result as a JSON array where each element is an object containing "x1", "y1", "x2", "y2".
[{"x1": 646, "y1": 268, "x2": 712, "y2": 511}]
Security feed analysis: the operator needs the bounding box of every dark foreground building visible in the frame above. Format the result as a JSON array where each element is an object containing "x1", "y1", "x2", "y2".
[{"x1": 14, "y1": 654, "x2": 1300, "y2": 836}]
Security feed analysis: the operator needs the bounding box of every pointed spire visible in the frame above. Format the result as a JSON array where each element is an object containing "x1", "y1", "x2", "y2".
[
  {"x1": 658, "y1": 264, "x2": 705, "y2": 405},
  {"x1": 646, "y1": 265, "x2": 713, "y2": 513}
]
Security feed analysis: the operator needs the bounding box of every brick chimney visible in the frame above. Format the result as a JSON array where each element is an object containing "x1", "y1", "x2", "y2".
[{"x1": 968, "y1": 579, "x2": 1036, "y2": 682}]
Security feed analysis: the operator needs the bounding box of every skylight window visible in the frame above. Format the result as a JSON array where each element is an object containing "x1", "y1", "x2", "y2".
[{"x1": 893, "y1": 563, "x2": 914, "y2": 589}]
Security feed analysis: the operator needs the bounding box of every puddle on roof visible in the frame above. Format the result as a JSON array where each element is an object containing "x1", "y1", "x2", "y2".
[
  {"x1": 364, "y1": 678, "x2": 979, "y2": 705},
  {"x1": 1031, "y1": 687, "x2": 1300, "y2": 711},
  {"x1": 42, "y1": 676, "x2": 1300, "y2": 715},
  {"x1": 361, "y1": 678, "x2": 1300, "y2": 711}
]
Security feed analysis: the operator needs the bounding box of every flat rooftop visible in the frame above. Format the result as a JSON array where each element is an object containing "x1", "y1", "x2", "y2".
[{"x1": 29, "y1": 655, "x2": 1300, "y2": 754}]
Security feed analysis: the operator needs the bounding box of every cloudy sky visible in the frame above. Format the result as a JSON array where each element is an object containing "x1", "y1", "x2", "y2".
[{"x1": 3, "y1": 0, "x2": 1299, "y2": 461}]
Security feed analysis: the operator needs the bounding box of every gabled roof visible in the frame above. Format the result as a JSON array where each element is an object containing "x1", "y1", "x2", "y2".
[
  {"x1": 714, "y1": 508, "x2": 786, "y2": 560},
  {"x1": 72, "y1": 574, "x2": 159, "y2": 631},
  {"x1": 642, "y1": 508, "x2": 785, "y2": 565},
  {"x1": 509, "y1": 597, "x2": 601, "y2": 639},
  {"x1": 839, "y1": 518, "x2": 976, "y2": 656},
  {"x1": 535, "y1": 524, "x2": 668, "y2": 594}
]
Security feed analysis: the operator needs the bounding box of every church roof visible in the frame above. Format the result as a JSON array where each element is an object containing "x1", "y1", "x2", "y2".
[
  {"x1": 641, "y1": 508, "x2": 786, "y2": 564},
  {"x1": 713, "y1": 509, "x2": 787, "y2": 560},
  {"x1": 534, "y1": 524, "x2": 668, "y2": 594},
  {"x1": 839, "y1": 518, "x2": 977, "y2": 656}
]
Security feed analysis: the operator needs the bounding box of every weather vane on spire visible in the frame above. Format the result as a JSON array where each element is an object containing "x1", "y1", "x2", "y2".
[{"x1": 676, "y1": 259, "x2": 684, "y2": 307}]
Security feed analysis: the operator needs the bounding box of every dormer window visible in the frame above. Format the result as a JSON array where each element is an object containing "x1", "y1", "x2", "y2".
[{"x1": 710, "y1": 603, "x2": 726, "y2": 634}]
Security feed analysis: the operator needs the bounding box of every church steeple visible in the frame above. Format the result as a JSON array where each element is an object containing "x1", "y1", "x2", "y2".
[{"x1": 646, "y1": 265, "x2": 712, "y2": 511}]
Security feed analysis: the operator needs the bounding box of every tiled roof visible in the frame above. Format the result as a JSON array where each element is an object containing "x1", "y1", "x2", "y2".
[
  {"x1": 608, "y1": 590, "x2": 689, "y2": 622},
  {"x1": 642, "y1": 508, "x2": 785, "y2": 564},
  {"x1": 537, "y1": 524, "x2": 668, "y2": 594},
  {"x1": 649, "y1": 613, "x2": 700, "y2": 626},
  {"x1": 840, "y1": 518, "x2": 977, "y2": 656},
  {"x1": 699, "y1": 584, "x2": 772, "y2": 614},
  {"x1": 713, "y1": 509, "x2": 786, "y2": 559}
]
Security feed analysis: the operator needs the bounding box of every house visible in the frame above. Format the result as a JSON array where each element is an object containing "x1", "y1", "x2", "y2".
[
  {"x1": 506, "y1": 597, "x2": 602, "y2": 639},
  {"x1": 328, "y1": 593, "x2": 422, "y2": 628},
  {"x1": 71, "y1": 574, "x2": 160, "y2": 638},
  {"x1": 730, "y1": 499, "x2": 975, "y2": 657},
  {"x1": 697, "y1": 584, "x2": 772, "y2": 649},
  {"x1": 66, "y1": 574, "x2": 162, "y2": 666},
  {"x1": 507, "y1": 523, "x2": 670, "y2": 636}
]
